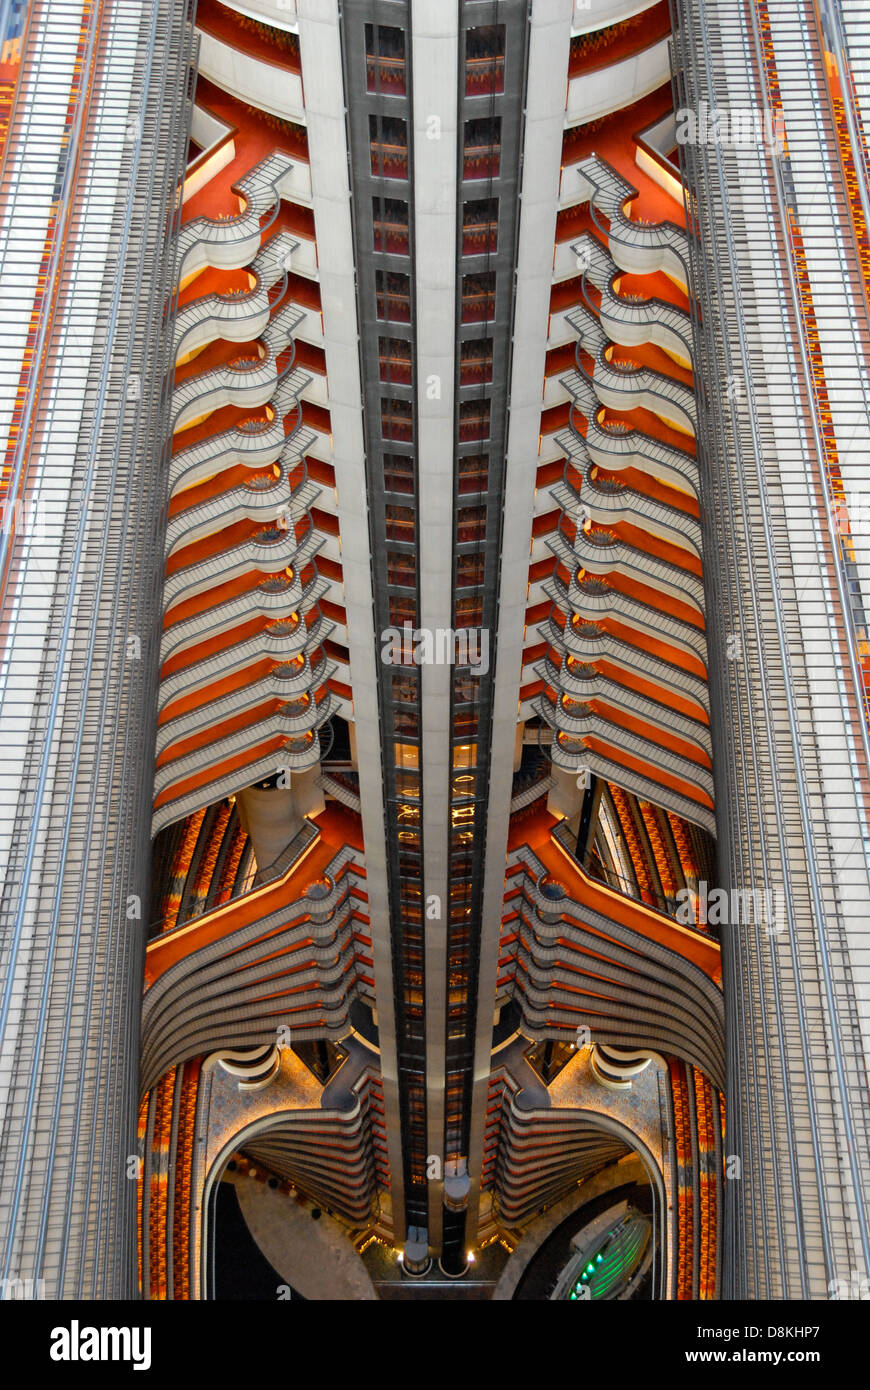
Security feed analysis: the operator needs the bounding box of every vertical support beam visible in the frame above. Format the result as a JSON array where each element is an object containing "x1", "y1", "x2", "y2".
[
  {"x1": 0, "y1": 0, "x2": 194, "y2": 1296},
  {"x1": 466, "y1": 0, "x2": 573, "y2": 1244},
  {"x1": 410, "y1": 2, "x2": 459, "y2": 1255},
  {"x1": 296, "y1": 0, "x2": 407, "y2": 1236}
]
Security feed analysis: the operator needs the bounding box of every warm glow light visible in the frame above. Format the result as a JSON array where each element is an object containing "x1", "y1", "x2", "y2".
[
  {"x1": 394, "y1": 742, "x2": 420, "y2": 769},
  {"x1": 452, "y1": 742, "x2": 477, "y2": 769}
]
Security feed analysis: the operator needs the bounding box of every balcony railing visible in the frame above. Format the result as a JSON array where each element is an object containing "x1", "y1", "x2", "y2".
[
  {"x1": 376, "y1": 291, "x2": 411, "y2": 323},
  {"x1": 465, "y1": 54, "x2": 505, "y2": 96},
  {"x1": 461, "y1": 290, "x2": 495, "y2": 323},
  {"x1": 457, "y1": 516, "x2": 486, "y2": 544},
  {"x1": 380, "y1": 353, "x2": 412, "y2": 384},
  {"x1": 203, "y1": 2, "x2": 302, "y2": 74},
  {"x1": 385, "y1": 516, "x2": 415, "y2": 542},
  {"x1": 462, "y1": 220, "x2": 498, "y2": 255},
  {"x1": 458, "y1": 411, "x2": 490, "y2": 442},
  {"x1": 366, "y1": 53, "x2": 406, "y2": 95},
  {"x1": 457, "y1": 459, "x2": 488, "y2": 494},
  {"x1": 371, "y1": 142, "x2": 408, "y2": 179},
  {"x1": 381, "y1": 411, "x2": 413, "y2": 442},
  {"x1": 373, "y1": 219, "x2": 409, "y2": 254},
  {"x1": 463, "y1": 144, "x2": 500, "y2": 180},
  {"x1": 567, "y1": 3, "x2": 670, "y2": 79},
  {"x1": 460, "y1": 351, "x2": 493, "y2": 385},
  {"x1": 387, "y1": 559, "x2": 416, "y2": 587}
]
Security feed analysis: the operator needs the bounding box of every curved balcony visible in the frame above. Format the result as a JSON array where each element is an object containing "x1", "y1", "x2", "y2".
[
  {"x1": 511, "y1": 826, "x2": 719, "y2": 974},
  {"x1": 532, "y1": 657, "x2": 702, "y2": 741},
  {"x1": 196, "y1": 9, "x2": 305, "y2": 127},
  {"x1": 501, "y1": 831, "x2": 723, "y2": 1071},
  {"x1": 174, "y1": 287, "x2": 273, "y2": 362},
  {"x1": 565, "y1": 302, "x2": 696, "y2": 433},
  {"x1": 159, "y1": 600, "x2": 329, "y2": 697},
  {"x1": 197, "y1": 1, "x2": 301, "y2": 54},
  {"x1": 572, "y1": 0, "x2": 661, "y2": 32},
  {"x1": 559, "y1": 382, "x2": 699, "y2": 498},
  {"x1": 549, "y1": 606, "x2": 706, "y2": 690},
  {"x1": 511, "y1": 962, "x2": 714, "y2": 1094},
  {"x1": 156, "y1": 671, "x2": 331, "y2": 760},
  {"x1": 548, "y1": 727, "x2": 715, "y2": 832},
  {"x1": 535, "y1": 655, "x2": 711, "y2": 754},
  {"x1": 153, "y1": 734, "x2": 325, "y2": 838},
  {"x1": 141, "y1": 843, "x2": 366, "y2": 1078},
  {"x1": 543, "y1": 693, "x2": 711, "y2": 782},
  {"x1": 160, "y1": 568, "x2": 323, "y2": 668},
  {"x1": 216, "y1": 1043, "x2": 281, "y2": 1088},
  {"x1": 145, "y1": 884, "x2": 358, "y2": 1017},
  {"x1": 512, "y1": 927, "x2": 715, "y2": 1065},
  {"x1": 177, "y1": 150, "x2": 297, "y2": 281},
  {"x1": 170, "y1": 301, "x2": 304, "y2": 432},
  {"x1": 154, "y1": 703, "x2": 333, "y2": 804},
  {"x1": 236, "y1": 1122, "x2": 379, "y2": 1229},
  {"x1": 595, "y1": 284, "x2": 692, "y2": 368},
  {"x1": 546, "y1": 506, "x2": 704, "y2": 611},
  {"x1": 553, "y1": 428, "x2": 700, "y2": 526},
  {"x1": 174, "y1": 231, "x2": 297, "y2": 359},
  {"x1": 536, "y1": 694, "x2": 712, "y2": 793},
  {"x1": 169, "y1": 406, "x2": 314, "y2": 501},
  {"x1": 560, "y1": 550, "x2": 702, "y2": 626},
  {"x1": 156, "y1": 708, "x2": 332, "y2": 803},
  {"x1": 167, "y1": 453, "x2": 318, "y2": 564},
  {"x1": 172, "y1": 352, "x2": 276, "y2": 434},
  {"x1": 589, "y1": 1044, "x2": 652, "y2": 1089},
  {"x1": 550, "y1": 478, "x2": 701, "y2": 565},
  {"x1": 164, "y1": 459, "x2": 315, "y2": 562},
  {"x1": 566, "y1": 30, "x2": 670, "y2": 128},
  {"x1": 541, "y1": 615, "x2": 709, "y2": 716},
  {"x1": 162, "y1": 523, "x2": 322, "y2": 616},
  {"x1": 576, "y1": 152, "x2": 689, "y2": 285},
  {"x1": 549, "y1": 576, "x2": 708, "y2": 668},
  {"x1": 489, "y1": 1099, "x2": 631, "y2": 1226},
  {"x1": 170, "y1": 413, "x2": 284, "y2": 493},
  {"x1": 210, "y1": 0, "x2": 298, "y2": 20},
  {"x1": 156, "y1": 659, "x2": 336, "y2": 787},
  {"x1": 157, "y1": 615, "x2": 331, "y2": 713},
  {"x1": 569, "y1": 231, "x2": 693, "y2": 364},
  {"x1": 570, "y1": 3, "x2": 669, "y2": 65}
]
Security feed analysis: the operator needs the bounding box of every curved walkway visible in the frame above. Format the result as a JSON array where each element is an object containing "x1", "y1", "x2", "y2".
[
  {"x1": 231, "y1": 1170, "x2": 377, "y2": 1300},
  {"x1": 493, "y1": 1155, "x2": 648, "y2": 1300}
]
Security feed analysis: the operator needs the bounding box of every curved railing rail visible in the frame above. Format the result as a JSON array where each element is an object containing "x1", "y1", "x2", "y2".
[
  {"x1": 577, "y1": 153, "x2": 689, "y2": 282},
  {"x1": 176, "y1": 149, "x2": 297, "y2": 280},
  {"x1": 540, "y1": 615, "x2": 710, "y2": 711}
]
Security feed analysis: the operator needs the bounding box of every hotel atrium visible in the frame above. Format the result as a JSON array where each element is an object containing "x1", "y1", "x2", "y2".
[{"x1": 1, "y1": 0, "x2": 869, "y2": 1304}]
